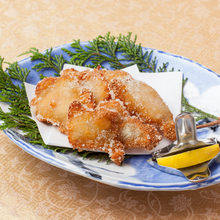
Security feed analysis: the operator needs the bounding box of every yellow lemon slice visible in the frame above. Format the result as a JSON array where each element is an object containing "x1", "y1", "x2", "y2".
[{"x1": 157, "y1": 144, "x2": 219, "y2": 169}]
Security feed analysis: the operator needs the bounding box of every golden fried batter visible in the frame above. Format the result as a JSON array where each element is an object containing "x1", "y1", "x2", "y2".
[
  {"x1": 68, "y1": 101, "x2": 124, "y2": 165},
  {"x1": 31, "y1": 73, "x2": 95, "y2": 134},
  {"x1": 31, "y1": 68, "x2": 110, "y2": 134},
  {"x1": 109, "y1": 78, "x2": 176, "y2": 141},
  {"x1": 61, "y1": 68, "x2": 86, "y2": 80},
  {"x1": 80, "y1": 69, "x2": 111, "y2": 103},
  {"x1": 31, "y1": 67, "x2": 176, "y2": 165},
  {"x1": 101, "y1": 69, "x2": 131, "y2": 81},
  {"x1": 119, "y1": 117, "x2": 162, "y2": 150},
  {"x1": 62, "y1": 68, "x2": 111, "y2": 103},
  {"x1": 98, "y1": 100, "x2": 162, "y2": 150}
]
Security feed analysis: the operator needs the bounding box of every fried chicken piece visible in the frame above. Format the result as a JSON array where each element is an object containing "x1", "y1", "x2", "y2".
[
  {"x1": 97, "y1": 100, "x2": 162, "y2": 150},
  {"x1": 61, "y1": 68, "x2": 131, "y2": 101},
  {"x1": 31, "y1": 74, "x2": 95, "y2": 134},
  {"x1": 62, "y1": 68, "x2": 111, "y2": 103},
  {"x1": 109, "y1": 78, "x2": 176, "y2": 141},
  {"x1": 159, "y1": 120, "x2": 176, "y2": 141},
  {"x1": 119, "y1": 117, "x2": 162, "y2": 150},
  {"x1": 31, "y1": 67, "x2": 111, "y2": 134},
  {"x1": 80, "y1": 69, "x2": 111, "y2": 103},
  {"x1": 101, "y1": 69, "x2": 132, "y2": 82},
  {"x1": 98, "y1": 99, "x2": 128, "y2": 117},
  {"x1": 68, "y1": 101, "x2": 125, "y2": 165},
  {"x1": 31, "y1": 67, "x2": 176, "y2": 165},
  {"x1": 60, "y1": 68, "x2": 87, "y2": 80}
]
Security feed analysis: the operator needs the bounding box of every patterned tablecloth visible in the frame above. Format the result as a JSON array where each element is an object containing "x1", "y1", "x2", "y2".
[{"x1": 0, "y1": 0, "x2": 220, "y2": 219}]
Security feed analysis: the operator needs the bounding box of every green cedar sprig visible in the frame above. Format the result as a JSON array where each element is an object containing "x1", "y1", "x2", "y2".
[
  {"x1": 19, "y1": 47, "x2": 66, "y2": 74},
  {"x1": 62, "y1": 32, "x2": 169, "y2": 72},
  {"x1": 0, "y1": 59, "x2": 29, "y2": 115}
]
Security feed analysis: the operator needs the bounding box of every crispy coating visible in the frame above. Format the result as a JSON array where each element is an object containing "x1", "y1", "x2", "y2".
[
  {"x1": 61, "y1": 68, "x2": 86, "y2": 80},
  {"x1": 98, "y1": 99, "x2": 128, "y2": 118},
  {"x1": 109, "y1": 78, "x2": 176, "y2": 141},
  {"x1": 109, "y1": 78, "x2": 172, "y2": 123},
  {"x1": 159, "y1": 120, "x2": 176, "y2": 141},
  {"x1": 62, "y1": 68, "x2": 111, "y2": 103},
  {"x1": 119, "y1": 117, "x2": 162, "y2": 150},
  {"x1": 101, "y1": 69, "x2": 132, "y2": 81},
  {"x1": 97, "y1": 100, "x2": 162, "y2": 150},
  {"x1": 68, "y1": 101, "x2": 124, "y2": 165},
  {"x1": 31, "y1": 68, "x2": 110, "y2": 134},
  {"x1": 80, "y1": 69, "x2": 111, "y2": 103},
  {"x1": 31, "y1": 68, "x2": 176, "y2": 164},
  {"x1": 31, "y1": 74, "x2": 95, "y2": 134}
]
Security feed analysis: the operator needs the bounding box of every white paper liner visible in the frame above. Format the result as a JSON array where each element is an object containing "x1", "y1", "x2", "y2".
[{"x1": 25, "y1": 64, "x2": 183, "y2": 154}]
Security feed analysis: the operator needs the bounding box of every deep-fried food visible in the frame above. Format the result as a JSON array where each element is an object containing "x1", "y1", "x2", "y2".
[
  {"x1": 61, "y1": 68, "x2": 86, "y2": 80},
  {"x1": 31, "y1": 74, "x2": 81, "y2": 133},
  {"x1": 119, "y1": 117, "x2": 162, "y2": 150},
  {"x1": 67, "y1": 99, "x2": 162, "y2": 164},
  {"x1": 31, "y1": 68, "x2": 110, "y2": 133},
  {"x1": 98, "y1": 100, "x2": 162, "y2": 150},
  {"x1": 159, "y1": 120, "x2": 176, "y2": 141},
  {"x1": 101, "y1": 69, "x2": 132, "y2": 82},
  {"x1": 31, "y1": 67, "x2": 176, "y2": 165},
  {"x1": 80, "y1": 69, "x2": 111, "y2": 103},
  {"x1": 62, "y1": 68, "x2": 111, "y2": 103},
  {"x1": 68, "y1": 100, "x2": 124, "y2": 165},
  {"x1": 31, "y1": 73, "x2": 96, "y2": 134},
  {"x1": 109, "y1": 78, "x2": 176, "y2": 141}
]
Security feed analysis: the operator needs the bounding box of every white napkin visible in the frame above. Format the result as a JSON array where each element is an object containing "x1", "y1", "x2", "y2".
[{"x1": 25, "y1": 64, "x2": 183, "y2": 154}]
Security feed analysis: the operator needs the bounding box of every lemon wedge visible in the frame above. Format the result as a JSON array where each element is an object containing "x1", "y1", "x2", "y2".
[{"x1": 157, "y1": 144, "x2": 219, "y2": 169}]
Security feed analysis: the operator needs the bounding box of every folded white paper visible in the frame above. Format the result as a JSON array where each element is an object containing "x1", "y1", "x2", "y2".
[{"x1": 25, "y1": 64, "x2": 183, "y2": 154}]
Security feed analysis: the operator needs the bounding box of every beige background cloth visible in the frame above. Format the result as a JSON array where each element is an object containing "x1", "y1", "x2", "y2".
[{"x1": 0, "y1": 0, "x2": 220, "y2": 219}]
